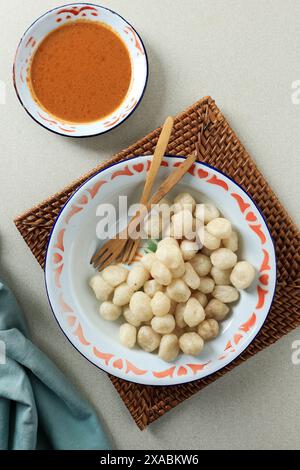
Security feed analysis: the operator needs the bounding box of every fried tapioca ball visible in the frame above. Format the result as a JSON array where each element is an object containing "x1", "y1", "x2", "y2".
[
  {"x1": 173, "y1": 192, "x2": 196, "y2": 214},
  {"x1": 123, "y1": 306, "x2": 142, "y2": 327},
  {"x1": 151, "y1": 291, "x2": 171, "y2": 317},
  {"x1": 155, "y1": 244, "x2": 184, "y2": 270},
  {"x1": 158, "y1": 334, "x2": 180, "y2": 362},
  {"x1": 127, "y1": 265, "x2": 150, "y2": 292},
  {"x1": 151, "y1": 260, "x2": 173, "y2": 286},
  {"x1": 190, "y1": 254, "x2": 212, "y2": 277},
  {"x1": 183, "y1": 297, "x2": 205, "y2": 328},
  {"x1": 230, "y1": 261, "x2": 256, "y2": 290},
  {"x1": 102, "y1": 265, "x2": 128, "y2": 287},
  {"x1": 143, "y1": 279, "x2": 163, "y2": 298},
  {"x1": 137, "y1": 326, "x2": 161, "y2": 352},
  {"x1": 212, "y1": 285, "x2": 239, "y2": 304},
  {"x1": 99, "y1": 301, "x2": 122, "y2": 321},
  {"x1": 222, "y1": 231, "x2": 239, "y2": 252},
  {"x1": 166, "y1": 279, "x2": 191, "y2": 303},
  {"x1": 130, "y1": 291, "x2": 153, "y2": 322},
  {"x1": 198, "y1": 319, "x2": 219, "y2": 340},
  {"x1": 199, "y1": 228, "x2": 221, "y2": 251},
  {"x1": 141, "y1": 252, "x2": 156, "y2": 272},
  {"x1": 157, "y1": 237, "x2": 179, "y2": 249},
  {"x1": 113, "y1": 283, "x2": 134, "y2": 307},
  {"x1": 183, "y1": 262, "x2": 201, "y2": 290},
  {"x1": 205, "y1": 299, "x2": 230, "y2": 321},
  {"x1": 89, "y1": 275, "x2": 114, "y2": 301},
  {"x1": 151, "y1": 314, "x2": 176, "y2": 335},
  {"x1": 211, "y1": 248, "x2": 237, "y2": 270},
  {"x1": 211, "y1": 266, "x2": 232, "y2": 285},
  {"x1": 120, "y1": 323, "x2": 137, "y2": 349},
  {"x1": 191, "y1": 291, "x2": 208, "y2": 308},
  {"x1": 195, "y1": 203, "x2": 220, "y2": 223},
  {"x1": 180, "y1": 239, "x2": 199, "y2": 261},
  {"x1": 175, "y1": 303, "x2": 187, "y2": 329},
  {"x1": 179, "y1": 333, "x2": 204, "y2": 356},
  {"x1": 170, "y1": 260, "x2": 186, "y2": 279},
  {"x1": 171, "y1": 209, "x2": 195, "y2": 239},
  {"x1": 206, "y1": 218, "x2": 232, "y2": 240},
  {"x1": 198, "y1": 276, "x2": 215, "y2": 294}
]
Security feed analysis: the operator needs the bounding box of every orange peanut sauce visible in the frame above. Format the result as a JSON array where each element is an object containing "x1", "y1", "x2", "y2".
[{"x1": 29, "y1": 21, "x2": 132, "y2": 123}]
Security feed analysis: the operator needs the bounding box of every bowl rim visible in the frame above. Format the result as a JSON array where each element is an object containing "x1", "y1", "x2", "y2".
[
  {"x1": 12, "y1": 2, "x2": 149, "y2": 138},
  {"x1": 44, "y1": 154, "x2": 277, "y2": 386}
]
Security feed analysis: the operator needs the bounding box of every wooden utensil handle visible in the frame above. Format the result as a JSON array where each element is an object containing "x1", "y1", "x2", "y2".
[
  {"x1": 126, "y1": 154, "x2": 196, "y2": 235},
  {"x1": 149, "y1": 154, "x2": 196, "y2": 206},
  {"x1": 139, "y1": 116, "x2": 174, "y2": 205}
]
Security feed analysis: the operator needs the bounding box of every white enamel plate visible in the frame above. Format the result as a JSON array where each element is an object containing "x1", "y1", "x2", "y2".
[{"x1": 45, "y1": 156, "x2": 276, "y2": 385}]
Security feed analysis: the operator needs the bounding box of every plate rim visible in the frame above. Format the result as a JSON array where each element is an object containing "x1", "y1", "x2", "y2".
[{"x1": 44, "y1": 154, "x2": 277, "y2": 386}]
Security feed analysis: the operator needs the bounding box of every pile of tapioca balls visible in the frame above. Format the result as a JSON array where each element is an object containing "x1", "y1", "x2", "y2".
[{"x1": 89, "y1": 193, "x2": 256, "y2": 362}]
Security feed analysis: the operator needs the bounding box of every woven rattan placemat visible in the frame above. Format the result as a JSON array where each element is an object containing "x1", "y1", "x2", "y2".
[{"x1": 14, "y1": 96, "x2": 300, "y2": 430}]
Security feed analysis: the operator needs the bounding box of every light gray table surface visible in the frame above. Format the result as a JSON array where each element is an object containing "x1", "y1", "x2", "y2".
[{"x1": 1, "y1": 0, "x2": 300, "y2": 450}]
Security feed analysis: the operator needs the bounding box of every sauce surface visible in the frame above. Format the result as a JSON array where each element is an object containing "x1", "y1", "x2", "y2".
[{"x1": 29, "y1": 21, "x2": 132, "y2": 123}]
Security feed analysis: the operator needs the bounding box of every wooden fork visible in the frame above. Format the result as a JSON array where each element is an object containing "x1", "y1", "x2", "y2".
[
  {"x1": 91, "y1": 153, "x2": 196, "y2": 271},
  {"x1": 91, "y1": 116, "x2": 173, "y2": 270},
  {"x1": 121, "y1": 116, "x2": 174, "y2": 265},
  {"x1": 124, "y1": 113, "x2": 215, "y2": 265}
]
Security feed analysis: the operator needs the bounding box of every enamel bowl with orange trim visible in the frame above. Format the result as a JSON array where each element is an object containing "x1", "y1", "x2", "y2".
[
  {"x1": 13, "y1": 3, "x2": 148, "y2": 137},
  {"x1": 45, "y1": 156, "x2": 276, "y2": 385}
]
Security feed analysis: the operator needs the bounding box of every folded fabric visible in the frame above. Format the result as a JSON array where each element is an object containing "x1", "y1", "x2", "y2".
[{"x1": 0, "y1": 280, "x2": 112, "y2": 450}]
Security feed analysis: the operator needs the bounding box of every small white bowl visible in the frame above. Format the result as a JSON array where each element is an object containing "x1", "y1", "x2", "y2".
[
  {"x1": 13, "y1": 3, "x2": 148, "y2": 137},
  {"x1": 45, "y1": 156, "x2": 276, "y2": 386}
]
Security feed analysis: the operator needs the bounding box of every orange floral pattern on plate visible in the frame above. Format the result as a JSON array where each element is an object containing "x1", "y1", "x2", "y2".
[{"x1": 103, "y1": 98, "x2": 138, "y2": 129}]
